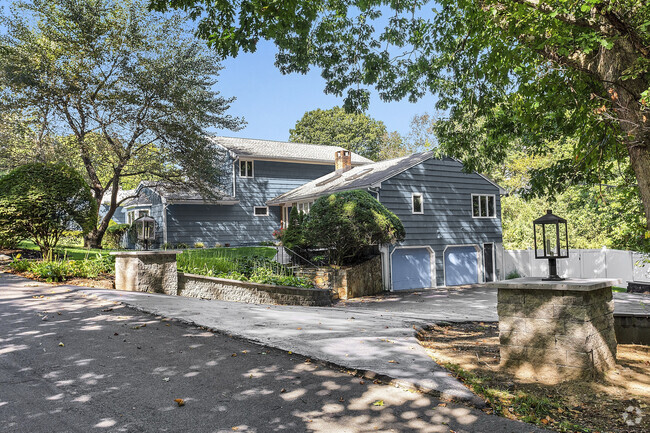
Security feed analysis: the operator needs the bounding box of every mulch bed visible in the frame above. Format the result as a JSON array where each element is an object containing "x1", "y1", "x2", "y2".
[{"x1": 417, "y1": 322, "x2": 649, "y2": 433}]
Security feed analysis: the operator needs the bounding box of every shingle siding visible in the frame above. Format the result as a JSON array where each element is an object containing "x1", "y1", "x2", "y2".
[
  {"x1": 379, "y1": 157, "x2": 502, "y2": 286},
  {"x1": 164, "y1": 160, "x2": 334, "y2": 246}
]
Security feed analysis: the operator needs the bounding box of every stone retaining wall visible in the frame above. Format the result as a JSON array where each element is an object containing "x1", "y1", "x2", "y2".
[
  {"x1": 177, "y1": 273, "x2": 332, "y2": 307},
  {"x1": 615, "y1": 315, "x2": 650, "y2": 345},
  {"x1": 297, "y1": 255, "x2": 383, "y2": 300}
]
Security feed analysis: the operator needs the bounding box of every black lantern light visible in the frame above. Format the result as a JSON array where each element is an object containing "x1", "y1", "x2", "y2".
[
  {"x1": 533, "y1": 210, "x2": 569, "y2": 281},
  {"x1": 135, "y1": 215, "x2": 156, "y2": 251}
]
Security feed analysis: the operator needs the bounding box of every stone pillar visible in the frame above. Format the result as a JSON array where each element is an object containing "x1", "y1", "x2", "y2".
[
  {"x1": 488, "y1": 277, "x2": 618, "y2": 382},
  {"x1": 111, "y1": 251, "x2": 181, "y2": 296}
]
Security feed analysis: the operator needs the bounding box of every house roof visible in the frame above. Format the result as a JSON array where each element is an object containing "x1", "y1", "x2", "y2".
[
  {"x1": 210, "y1": 136, "x2": 373, "y2": 165},
  {"x1": 101, "y1": 188, "x2": 139, "y2": 206},
  {"x1": 122, "y1": 194, "x2": 152, "y2": 208},
  {"x1": 138, "y1": 182, "x2": 239, "y2": 205},
  {"x1": 267, "y1": 152, "x2": 436, "y2": 205}
]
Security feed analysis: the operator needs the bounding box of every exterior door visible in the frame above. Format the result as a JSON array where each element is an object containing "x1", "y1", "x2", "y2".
[
  {"x1": 483, "y1": 243, "x2": 495, "y2": 282},
  {"x1": 391, "y1": 247, "x2": 434, "y2": 291},
  {"x1": 444, "y1": 246, "x2": 480, "y2": 286}
]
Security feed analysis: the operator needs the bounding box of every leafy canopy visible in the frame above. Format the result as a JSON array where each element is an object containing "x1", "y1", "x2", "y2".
[
  {"x1": 151, "y1": 0, "x2": 650, "y2": 229},
  {"x1": 0, "y1": 163, "x2": 97, "y2": 258},
  {"x1": 290, "y1": 107, "x2": 388, "y2": 160},
  {"x1": 303, "y1": 190, "x2": 405, "y2": 265},
  {"x1": 0, "y1": 0, "x2": 244, "y2": 247}
]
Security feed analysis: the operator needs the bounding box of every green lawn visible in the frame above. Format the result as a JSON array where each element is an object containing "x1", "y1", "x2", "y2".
[
  {"x1": 17, "y1": 240, "x2": 118, "y2": 261},
  {"x1": 178, "y1": 246, "x2": 277, "y2": 260}
]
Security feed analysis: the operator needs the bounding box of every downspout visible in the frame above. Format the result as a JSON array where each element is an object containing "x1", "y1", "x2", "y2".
[
  {"x1": 161, "y1": 196, "x2": 168, "y2": 245},
  {"x1": 232, "y1": 156, "x2": 238, "y2": 198}
]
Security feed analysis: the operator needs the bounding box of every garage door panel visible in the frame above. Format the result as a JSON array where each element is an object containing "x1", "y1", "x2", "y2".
[
  {"x1": 391, "y1": 248, "x2": 433, "y2": 291},
  {"x1": 445, "y1": 246, "x2": 479, "y2": 286}
]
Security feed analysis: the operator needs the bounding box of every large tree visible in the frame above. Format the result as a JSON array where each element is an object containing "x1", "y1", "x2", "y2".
[
  {"x1": 151, "y1": 0, "x2": 650, "y2": 230},
  {"x1": 290, "y1": 106, "x2": 387, "y2": 160},
  {"x1": 0, "y1": 0, "x2": 243, "y2": 247}
]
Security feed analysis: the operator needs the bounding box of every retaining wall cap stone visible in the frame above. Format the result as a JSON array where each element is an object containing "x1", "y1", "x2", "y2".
[
  {"x1": 487, "y1": 277, "x2": 620, "y2": 292},
  {"x1": 110, "y1": 250, "x2": 183, "y2": 256}
]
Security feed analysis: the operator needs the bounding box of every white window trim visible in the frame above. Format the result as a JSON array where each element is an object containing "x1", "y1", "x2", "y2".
[
  {"x1": 253, "y1": 206, "x2": 269, "y2": 217},
  {"x1": 411, "y1": 192, "x2": 424, "y2": 214},
  {"x1": 471, "y1": 193, "x2": 496, "y2": 219},
  {"x1": 240, "y1": 159, "x2": 254, "y2": 178}
]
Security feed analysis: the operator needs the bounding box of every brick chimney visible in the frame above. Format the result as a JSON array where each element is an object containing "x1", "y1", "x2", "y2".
[{"x1": 334, "y1": 150, "x2": 352, "y2": 173}]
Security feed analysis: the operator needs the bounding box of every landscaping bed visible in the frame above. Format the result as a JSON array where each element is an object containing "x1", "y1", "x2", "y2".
[
  {"x1": 417, "y1": 322, "x2": 649, "y2": 432},
  {"x1": 177, "y1": 247, "x2": 314, "y2": 288}
]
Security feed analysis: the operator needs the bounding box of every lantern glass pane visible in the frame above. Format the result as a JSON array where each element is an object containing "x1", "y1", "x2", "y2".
[
  {"x1": 545, "y1": 223, "x2": 559, "y2": 257},
  {"x1": 559, "y1": 222, "x2": 568, "y2": 257}
]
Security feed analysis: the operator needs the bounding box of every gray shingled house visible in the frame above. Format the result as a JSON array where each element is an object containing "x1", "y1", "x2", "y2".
[{"x1": 115, "y1": 137, "x2": 504, "y2": 290}]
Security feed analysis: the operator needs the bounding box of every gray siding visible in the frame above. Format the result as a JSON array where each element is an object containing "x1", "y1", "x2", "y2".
[
  {"x1": 379, "y1": 157, "x2": 502, "y2": 286},
  {"x1": 165, "y1": 160, "x2": 334, "y2": 246}
]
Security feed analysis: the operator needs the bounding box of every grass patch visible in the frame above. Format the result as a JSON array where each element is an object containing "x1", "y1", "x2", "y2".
[
  {"x1": 17, "y1": 240, "x2": 117, "y2": 260},
  {"x1": 417, "y1": 322, "x2": 649, "y2": 432}
]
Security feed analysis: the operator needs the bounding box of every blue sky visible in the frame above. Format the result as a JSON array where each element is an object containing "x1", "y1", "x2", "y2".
[{"x1": 214, "y1": 40, "x2": 439, "y2": 141}]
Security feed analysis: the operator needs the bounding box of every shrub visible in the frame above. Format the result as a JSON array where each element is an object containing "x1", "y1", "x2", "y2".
[
  {"x1": 0, "y1": 163, "x2": 97, "y2": 259},
  {"x1": 10, "y1": 254, "x2": 114, "y2": 282},
  {"x1": 193, "y1": 242, "x2": 205, "y2": 249},
  {"x1": 506, "y1": 269, "x2": 522, "y2": 279},
  {"x1": 278, "y1": 207, "x2": 307, "y2": 250},
  {"x1": 304, "y1": 190, "x2": 405, "y2": 265},
  {"x1": 103, "y1": 223, "x2": 130, "y2": 249},
  {"x1": 58, "y1": 230, "x2": 84, "y2": 247},
  {"x1": 175, "y1": 243, "x2": 189, "y2": 249}
]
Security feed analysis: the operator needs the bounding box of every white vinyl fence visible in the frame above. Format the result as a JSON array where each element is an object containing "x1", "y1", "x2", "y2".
[{"x1": 502, "y1": 248, "x2": 650, "y2": 283}]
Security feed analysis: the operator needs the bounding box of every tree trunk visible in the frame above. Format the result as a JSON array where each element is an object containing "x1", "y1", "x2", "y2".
[{"x1": 626, "y1": 138, "x2": 650, "y2": 231}]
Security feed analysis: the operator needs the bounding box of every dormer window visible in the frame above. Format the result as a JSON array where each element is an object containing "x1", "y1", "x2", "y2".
[{"x1": 239, "y1": 160, "x2": 254, "y2": 178}]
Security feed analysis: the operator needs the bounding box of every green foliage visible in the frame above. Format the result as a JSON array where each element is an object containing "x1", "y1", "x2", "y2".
[
  {"x1": 303, "y1": 190, "x2": 405, "y2": 265},
  {"x1": 102, "y1": 224, "x2": 130, "y2": 249},
  {"x1": 193, "y1": 242, "x2": 205, "y2": 249},
  {"x1": 0, "y1": 163, "x2": 97, "y2": 259},
  {"x1": 153, "y1": 0, "x2": 650, "y2": 230},
  {"x1": 289, "y1": 107, "x2": 387, "y2": 160},
  {"x1": 176, "y1": 247, "x2": 312, "y2": 288},
  {"x1": 0, "y1": 0, "x2": 244, "y2": 247},
  {"x1": 505, "y1": 270, "x2": 521, "y2": 280},
  {"x1": 10, "y1": 255, "x2": 114, "y2": 282},
  {"x1": 279, "y1": 207, "x2": 307, "y2": 250},
  {"x1": 489, "y1": 141, "x2": 649, "y2": 252}
]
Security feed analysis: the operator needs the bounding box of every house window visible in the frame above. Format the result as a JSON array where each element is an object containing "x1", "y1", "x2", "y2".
[
  {"x1": 297, "y1": 201, "x2": 314, "y2": 214},
  {"x1": 240, "y1": 160, "x2": 254, "y2": 178},
  {"x1": 472, "y1": 194, "x2": 496, "y2": 218},
  {"x1": 127, "y1": 209, "x2": 150, "y2": 225},
  {"x1": 254, "y1": 206, "x2": 269, "y2": 216},
  {"x1": 412, "y1": 193, "x2": 423, "y2": 214}
]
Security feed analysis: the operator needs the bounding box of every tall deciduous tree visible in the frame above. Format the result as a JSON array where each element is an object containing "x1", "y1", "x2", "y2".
[
  {"x1": 290, "y1": 107, "x2": 387, "y2": 160},
  {"x1": 151, "y1": 0, "x2": 650, "y2": 230},
  {"x1": 0, "y1": 0, "x2": 244, "y2": 247}
]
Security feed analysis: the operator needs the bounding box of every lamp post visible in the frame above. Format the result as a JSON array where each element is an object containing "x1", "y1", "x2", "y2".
[
  {"x1": 533, "y1": 209, "x2": 569, "y2": 281},
  {"x1": 135, "y1": 215, "x2": 156, "y2": 251}
]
